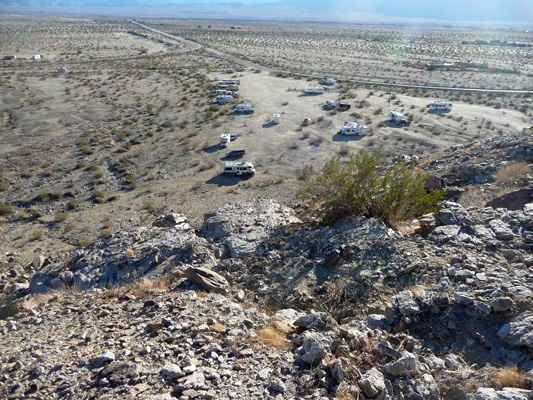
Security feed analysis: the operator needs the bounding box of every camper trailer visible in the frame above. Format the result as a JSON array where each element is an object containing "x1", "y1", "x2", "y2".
[
  {"x1": 427, "y1": 101, "x2": 453, "y2": 111},
  {"x1": 339, "y1": 122, "x2": 368, "y2": 136},
  {"x1": 215, "y1": 95, "x2": 233, "y2": 103},
  {"x1": 273, "y1": 114, "x2": 281, "y2": 124},
  {"x1": 389, "y1": 111, "x2": 410, "y2": 126},
  {"x1": 324, "y1": 100, "x2": 338, "y2": 109},
  {"x1": 234, "y1": 104, "x2": 254, "y2": 114},
  {"x1": 304, "y1": 87, "x2": 324, "y2": 95},
  {"x1": 223, "y1": 162, "x2": 255, "y2": 177}
]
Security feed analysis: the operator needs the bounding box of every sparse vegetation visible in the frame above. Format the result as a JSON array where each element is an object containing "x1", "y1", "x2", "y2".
[{"x1": 298, "y1": 149, "x2": 444, "y2": 227}]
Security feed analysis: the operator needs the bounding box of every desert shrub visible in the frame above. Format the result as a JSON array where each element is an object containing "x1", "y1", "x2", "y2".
[
  {"x1": 490, "y1": 366, "x2": 532, "y2": 390},
  {"x1": 0, "y1": 182, "x2": 8, "y2": 192},
  {"x1": 34, "y1": 192, "x2": 50, "y2": 202},
  {"x1": 0, "y1": 204, "x2": 12, "y2": 216},
  {"x1": 54, "y1": 212, "x2": 69, "y2": 222},
  {"x1": 298, "y1": 149, "x2": 444, "y2": 227},
  {"x1": 494, "y1": 162, "x2": 529, "y2": 187},
  {"x1": 296, "y1": 164, "x2": 314, "y2": 181}
]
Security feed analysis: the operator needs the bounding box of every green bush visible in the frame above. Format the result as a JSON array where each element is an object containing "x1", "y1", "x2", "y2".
[
  {"x1": 297, "y1": 149, "x2": 444, "y2": 227},
  {"x1": 0, "y1": 204, "x2": 12, "y2": 216}
]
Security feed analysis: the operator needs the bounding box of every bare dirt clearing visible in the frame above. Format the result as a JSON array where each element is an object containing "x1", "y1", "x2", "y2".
[{"x1": 0, "y1": 16, "x2": 532, "y2": 260}]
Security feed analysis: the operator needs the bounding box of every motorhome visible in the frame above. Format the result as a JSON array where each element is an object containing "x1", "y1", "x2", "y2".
[
  {"x1": 339, "y1": 121, "x2": 368, "y2": 136},
  {"x1": 220, "y1": 134, "x2": 231, "y2": 148},
  {"x1": 223, "y1": 162, "x2": 255, "y2": 177},
  {"x1": 216, "y1": 89, "x2": 238, "y2": 96},
  {"x1": 389, "y1": 111, "x2": 410, "y2": 126},
  {"x1": 304, "y1": 87, "x2": 324, "y2": 95},
  {"x1": 324, "y1": 100, "x2": 338, "y2": 109},
  {"x1": 234, "y1": 104, "x2": 254, "y2": 114},
  {"x1": 427, "y1": 101, "x2": 453, "y2": 111}
]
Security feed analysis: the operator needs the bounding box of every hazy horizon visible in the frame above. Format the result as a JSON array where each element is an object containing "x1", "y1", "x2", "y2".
[{"x1": 1, "y1": 0, "x2": 532, "y2": 26}]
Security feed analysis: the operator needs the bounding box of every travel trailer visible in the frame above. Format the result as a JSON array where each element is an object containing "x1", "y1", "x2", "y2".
[
  {"x1": 427, "y1": 101, "x2": 453, "y2": 111},
  {"x1": 273, "y1": 114, "x2": 281, "y2": 124},
  {"x1": 339, "y1": 121, "x2": 368, "y2": 136},
  {"x1": 304, "y1": 87, "x2": 324, "y2": 94},
  {"x1": 389, "y1": 111, "x2": 410, "y2": 126},
  {"x1": 234, "y1": 104, "x2": 254, "y2": 114},
  {"x1": 215, "y1": 95, "x2": 233, "y2": 103}
]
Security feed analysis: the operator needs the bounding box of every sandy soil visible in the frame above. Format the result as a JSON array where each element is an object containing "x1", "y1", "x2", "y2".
[{"x1": 0, "y1": 16, "x2": 532, "y2": 263}]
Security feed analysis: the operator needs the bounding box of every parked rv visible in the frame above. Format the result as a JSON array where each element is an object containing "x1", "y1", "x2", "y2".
[
  {"x1": 427, "y1": 101, "x2": 453, "y2": 111},
  {"x1": 304, "y1": 87, "x2": 324, "y2": 95},
  {"x1": 389, "y1": 111, "x2": 410, "y2": 126},
  {"x1": 339, "y1": 121, "x2": 368, "y2": 136},
  {"x1": 225, "y1": 68, "x2": 234, "y2": 73},
  {"x1": 234, "y1": 104, "x2": 254, "y2": 114},
  {"x1": 57, "y1": 67, "x2": 68, "y2": 72},
  {"x1": 324, "y1": 100, "x2": 338, "y2": 109},
  {"x1": 273, "y1": 114, "x2": 281, "y2": 124},
  {"x1": 225, "y1": 149, "x2": 245, "y2": 158},
  {"x1": 215, "y1": 95, "x2": 233, "y2": 103},
  {"x1": 216, "y1": 89, "x2": 238, "y2": 96},
  {"x1": 223, "y1": 162, "x2": 255, "y2": 177},
  {"x1": 3, "y1": 55, "x2": 16, "y2": 60},
  {"x1": 220, "y1": 134, "x2": 231, "y2": 148}
]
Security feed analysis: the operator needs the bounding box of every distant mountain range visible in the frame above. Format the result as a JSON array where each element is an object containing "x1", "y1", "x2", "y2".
[{"x1": 1, "y1": 0, "x2": 531, "y2": 24}]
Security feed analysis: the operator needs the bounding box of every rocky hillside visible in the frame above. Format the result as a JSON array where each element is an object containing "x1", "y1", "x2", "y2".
[{"x1": 1, "y1": 130, "x2": 532, "y2": 400}]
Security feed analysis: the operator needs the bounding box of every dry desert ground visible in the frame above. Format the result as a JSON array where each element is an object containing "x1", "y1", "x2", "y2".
[{"x1": 0, "y1": 15, "x2": 532, "y2": 262}]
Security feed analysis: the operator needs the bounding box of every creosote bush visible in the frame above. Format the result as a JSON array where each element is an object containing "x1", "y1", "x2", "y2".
[{"x1": 298, "y1": 149, "x2": 444, "y2": 227}]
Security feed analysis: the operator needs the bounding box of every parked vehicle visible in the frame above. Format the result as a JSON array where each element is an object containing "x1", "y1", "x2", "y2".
[
  {"x1": 302, "y1": 118, "x2": 312, "y2": 126},
  {"x1": 427, "y1": 101, "x2": 453, "y2": 111},
  {"x1": 339, "y1": 121, "x2": 368, "y2": 136},
  {"x1": 304, "y1": 86, "x2": 324, "y2": 94},
  {"x1": 319, "y1": 77, "x2": 336, "y2": 85},
  {"x1": 234, "y1": 104, "x2": 254, "y2": 114},
  {"x1": 338, "y1": 103, "x2": 351, "y2": 111},
  {"x1": 229, "y1": 134, "x2": 238, "y2": 141},
  {"x1": 216, "y1": 89, "x2": 238, "y2": 96},
  {"x1": 225, "y1": 68, "x2": 234, "y2": 73},
  {"x1": 220, "y1": 134, "x2": 231, "y2": 148},
  {"x1": 223, "y1": 162, "x2": 255, "y2": 177},
  {"x1": 57, "y1": 67, "x2": 68, "y2": 72},
  {"x1": 273, "y1": 114, "x2": 281, "y2": 124},
  {"x1": 324, "y1": 100, "x2": 338, "y2": 109},
  {"x1": 225, "y1": 149, "x2": 245, "y2": 158},
  {"x1": 215, "y1": 95, "x2": 233, "y2": 103},
  {"x1": 389, "y1": 111, "x2": 410, "y2": 126}
]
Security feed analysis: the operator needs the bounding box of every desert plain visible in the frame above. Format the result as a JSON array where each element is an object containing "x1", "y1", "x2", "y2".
[{"x1": 0, "y1": 14, "x2": 532, "y2": 261}]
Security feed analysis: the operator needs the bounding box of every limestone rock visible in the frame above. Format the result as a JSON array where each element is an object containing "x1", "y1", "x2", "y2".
[
  {"x1": 358, "y1": 367, "x2": 386, "y2": 397},
  {"x1": 184, "y1": 266, "x2": 229, "y2": 294}
]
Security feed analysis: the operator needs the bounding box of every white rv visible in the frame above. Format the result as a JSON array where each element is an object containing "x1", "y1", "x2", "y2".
[
  {"x1": 223, "y1": 162, "x2": 255, "y2": 177},
  {"x1": 324, "y1": 100, "x2": 338, "y2": 109},
  {"x1": 234, "y1": 104, "x2": 254, "y2": 114},
  {"x1": 339, "y1": 121, "x2": 368, "y2": 136},
  {"x1": 427, "y1": 101, "x2": 453, "y2": 111},
  {"x1": 304, "y1": 87, "x2": 324, "y2": 95},
  {"x1": 32, "y1": 54, "x2": 42, "y2": 60},
  {"x1": 215, "y1": 95, "x2": 233, "y2": 103},
  {"x1": 273, "y1": 114, "x2": 281, "y2": 124},
  {"x1": 220, "y1": 134, "x2": 231, "y2": 148},
  {"x1": 389, "y1": 111, "x2": 410, "y2": 126}
]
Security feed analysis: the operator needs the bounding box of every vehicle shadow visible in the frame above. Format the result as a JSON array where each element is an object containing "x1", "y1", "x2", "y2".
[
  {"x1": 205, "y1": 175, "x2": 241, "y2": 187},
  {"x1": 202, "y1": 144, "x2": 220, "y2": 154},
  {"x1": 383, "y1": 120, "x2": 408, "y2": 128},
  {"x1": 331, "y1": 133, "x2": 364, "y2": 142},
  {"x1": 298, "y1": 93, "x2": 322, "y2": 97},
  {"x1": 262, "y1": 121, "x2": 277, "y2": 128},
  {"x1": 428, "y1": 109, "x2": 452, "y2": 114}
]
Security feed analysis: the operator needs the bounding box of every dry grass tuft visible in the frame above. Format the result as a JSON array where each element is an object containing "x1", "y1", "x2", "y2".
[
  {"x1": 494, "y1": 162, "x2": 530, "y2": 187},
  {"x1": 105, "y1": 274, "x2": 177, "y2": 299},
  {"x1": 210, "y1": 322, "x2": 225, "y2": 332},
  {"x1": 490, "y1": 366, "x2": 532, "y2": 390},
  {"x1": 256, "y1": 322, "x2": 292, "y2": 350},
  {"x1": 458, "y1": 185, "x2": 491, "y2": 208}
]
